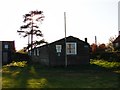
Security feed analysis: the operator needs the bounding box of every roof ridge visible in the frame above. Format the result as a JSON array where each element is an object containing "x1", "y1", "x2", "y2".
[{"x1": 113, "y1": 35, "x2": 120, "y2": 43}]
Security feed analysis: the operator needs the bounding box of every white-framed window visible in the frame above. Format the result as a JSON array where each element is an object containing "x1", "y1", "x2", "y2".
[
  {"x1": 66, "y1": 42, "x2": 77, "y2": 55},
  {"x1": 29, "y1": 51, "x2": 32, "y2": 56},
  {"x1": 37, "y1": 49, "x2": 39, "y2": 56},
  {"x1": 4, "y1": 44, "x2": 8, "y2": 49},
  {"x1": 115, "y1": 43, "x2": 119, "y2": 47},
  {"x1": 56, "y1": 45, "x2": 62, "y2": 53},
  {"x1": 34, "y1": 49, "x2": 36, "y2": 56}
]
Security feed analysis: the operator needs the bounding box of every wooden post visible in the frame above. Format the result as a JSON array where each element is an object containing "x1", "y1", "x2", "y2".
[
  {"x1": 64, "y1": 12, "x2": 67, "y2": 67},
  {"x1": 31, "y1": 20, "x2": 33, "y2": 56}
]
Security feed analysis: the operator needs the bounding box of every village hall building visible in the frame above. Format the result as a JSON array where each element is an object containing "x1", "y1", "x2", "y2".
[{"x1": 31, "y1": 36, "x2": 90, "y2": 66}]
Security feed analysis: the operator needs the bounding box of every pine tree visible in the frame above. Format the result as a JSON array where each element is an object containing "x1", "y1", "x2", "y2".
[{"x1": 17, "y1": 10, "x2": 47, "y2": 53}]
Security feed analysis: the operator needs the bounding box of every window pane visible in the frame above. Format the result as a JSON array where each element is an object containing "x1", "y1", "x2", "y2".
[
  {"x1": 4, "y1": 45, "x2": 8, "y2": 49},
  {"x1": 71, "y1": 48, "x2": 75, "y2": 53},
  {"x1": 56, "y1": 45, "x2": 62, "y2": 52},
  {"x1": 37, "y1": 49, "x2": 39, "y2": 56},
  {"x1": 66, "y1": 43, "x2": 77, "y2": 55},
  {"x1": 28, "y1": 51, "x2": 31, "y2": 56},
  {"x1": 116, "y1": 43, "x2": 119, "y2": 47},
  {"x1": 71, "y1": 44, "x2": 75, "y2": 49}
]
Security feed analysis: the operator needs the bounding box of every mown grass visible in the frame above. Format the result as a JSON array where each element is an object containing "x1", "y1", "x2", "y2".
[
  {"x1": 90, "y1": 59, "x2": 120, "y2": 69},
  {"x1": 1, "y1": 60, "x2": 120, "y2": 88}
]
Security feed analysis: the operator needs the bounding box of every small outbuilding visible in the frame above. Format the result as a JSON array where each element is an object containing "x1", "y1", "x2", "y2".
[
  {"x1": 31, "y1": 36, "x2": 90, "y2": 66},
  {"x1": 0, "y1": 41, "x2": 16, "y2": 64}
]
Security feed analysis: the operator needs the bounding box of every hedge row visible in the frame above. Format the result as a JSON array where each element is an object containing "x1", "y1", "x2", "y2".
[
  {"x1": 90, "y1": 52, "x2": 120, "y2": 62},
  {"x1": 11, "y1": 52, "x2": 30, "y2": 62}
]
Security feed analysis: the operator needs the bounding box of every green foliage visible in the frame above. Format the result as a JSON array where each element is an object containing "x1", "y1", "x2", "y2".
[
  {"x1": 106, "y1": 36, "x2": 115, "y2": 52},
  {"x1": 2, "y1": 60, "x2": 120, "y2": 88},
  {"x1": 6, "y1": 61, "x2": 27, "y2": 67},
  {"x1": 12, "y1": 52, "x2": 30, "y2": 62},
  {"x1": 90, "y1": 52, "x2": 120, "y2": 62},
  {"x1": 90, "y1": 60, "x2": 120, "y2": 69},
  {"x1": 27, "y1": 78, "x2": 47, "y2": 88}
]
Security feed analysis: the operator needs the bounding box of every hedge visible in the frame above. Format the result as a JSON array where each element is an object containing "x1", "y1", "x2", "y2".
[
  {"x1": 11, "y1": 52, "x2": 30, "y2": 62},
  {"x1": 90, "y1": 52, "x2": 120, "y2": 62}
]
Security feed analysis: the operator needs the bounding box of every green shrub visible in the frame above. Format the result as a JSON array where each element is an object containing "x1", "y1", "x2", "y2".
[
  {"x1": 90, "y1": 59, "x2": 120, "y2": 69},
  {"x1": 90, "y1": 52, "x2": 120, "y2": 62},
  {"x1": 12, "y1": 52, "x2": 30, "y2": 62},
  {"x1": 6, "y1": 61, "x2": 27, "y2": 67}
]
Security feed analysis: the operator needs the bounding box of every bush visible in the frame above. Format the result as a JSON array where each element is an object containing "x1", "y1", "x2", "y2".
[
  {"x1": 90, "y1": 59, "x2": 120, "y2": 69},
  {"x1": 6, "y1": 61, "x2": 27, "y2": 67},
  {"x1": 12, "y1": 52, "x2": 30, "y2": 62},
  {"x1": 90, "y1": 52, "x2": 120, "y2": 62}
]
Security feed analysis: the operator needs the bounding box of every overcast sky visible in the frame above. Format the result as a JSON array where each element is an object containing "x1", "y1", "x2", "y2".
[{"x1": 0, "y1": 0, "x2": 119, "y2": 50}]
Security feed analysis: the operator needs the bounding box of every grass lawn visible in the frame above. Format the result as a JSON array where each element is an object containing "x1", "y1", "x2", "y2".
[{"x1": 1, "y1": 60, "x2": 120, "y2": 88}]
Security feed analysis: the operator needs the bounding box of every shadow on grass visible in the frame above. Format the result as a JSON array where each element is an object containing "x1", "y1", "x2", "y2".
[
  {"x1": 31, "y1": 61, "x2": 120, "y2": 88},
  {"x1": 31, "y1": 62, "x2": 120, "y2": 88},
  {"x1": 2, "y1": 64, "x2": 48, "y2": 88},
  {"x1": 32, "y1": 62, "x2": 119, "y2": 73},
  {"x1": 2, "y1": 60, "x2": 120, "y2": 88}
]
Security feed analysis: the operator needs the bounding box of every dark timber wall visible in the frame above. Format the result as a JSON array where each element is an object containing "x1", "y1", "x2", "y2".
[{"x1": 32, "y1": 36, "x2": 90, "y2": 66}]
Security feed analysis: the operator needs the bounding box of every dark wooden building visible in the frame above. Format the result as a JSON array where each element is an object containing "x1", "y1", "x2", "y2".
[
  {"x1": 0, "y1": 41, "x2": 16, "y2": 64},
  {"x1": 31, "y1": 36, "x2": 90, "y2": 66},
  {"x1": 113, "y1": 35, "x2": 120, "y2": 51}
]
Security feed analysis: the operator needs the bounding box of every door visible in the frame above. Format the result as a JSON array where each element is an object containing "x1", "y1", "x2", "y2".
[{"x1": 3, "y1": 52, "x2": 8, "y2": 64}]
